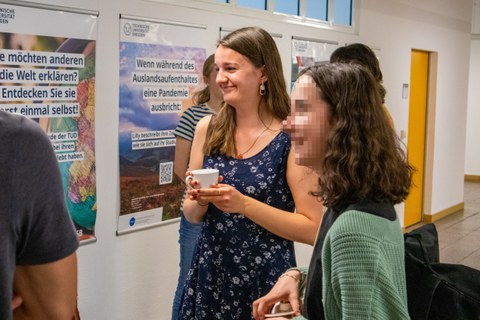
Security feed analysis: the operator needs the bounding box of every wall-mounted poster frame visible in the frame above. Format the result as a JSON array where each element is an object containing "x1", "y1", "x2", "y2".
[
  {"x1": 0, "y1": 0, "x2": 98, "y2": 244},
  {"x1": 118, "y1": 15, "x2": 207, "y2": 235},
  {"x1": 291, "y1": 36, "x2": 339, "y2": 89}
]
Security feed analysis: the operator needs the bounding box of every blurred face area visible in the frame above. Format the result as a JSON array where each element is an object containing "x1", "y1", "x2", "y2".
[
  {"x1": 205, "y1": 64, "x2": 223, "y2": 101},
  {"x1": 215, "y1": 45, "x2": 265, "y2": 108},
  {"x1": 284, "y1": 75, "x2": 332, "y2": 171}
]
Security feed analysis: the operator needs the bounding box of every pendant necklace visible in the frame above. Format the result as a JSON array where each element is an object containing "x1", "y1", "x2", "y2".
[{"x1": 235, "y1": 127, "x2": 270, "y2": 159}]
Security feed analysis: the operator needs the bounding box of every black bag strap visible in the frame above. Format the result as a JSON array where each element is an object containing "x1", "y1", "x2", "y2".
[
  {"x1": 405, "y1": 232, "x2": 442, "y2": 319},
  {"x1": 404, "y1": 223, "x2": 439, "y2": 263},
  {"x1": 405, "y1": 232, "x2": 434, "y2": 267}
]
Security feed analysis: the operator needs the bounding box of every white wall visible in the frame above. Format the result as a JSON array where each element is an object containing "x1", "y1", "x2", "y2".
[
  {"x1": 465, "y1": 38, "x2": 480, "y2": 175},
  {"x1": 359, "y1": 0, "x2": 472, "y2": 215},
  {"x1": 10, "y1": 0, "x2": 473, "y2": 319},
  {"x1": 465, "y1": 1, "x2": 480, "y2": 175}
]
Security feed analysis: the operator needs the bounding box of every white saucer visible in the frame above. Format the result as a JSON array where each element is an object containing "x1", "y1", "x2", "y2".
[{"x1": 264, "y1": 310, "x2": 295, "y2": 318}]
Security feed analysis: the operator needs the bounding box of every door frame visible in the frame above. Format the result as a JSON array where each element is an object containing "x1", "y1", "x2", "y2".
[
  {"x1": 404, "y1": 49, "x2": 437, "y2": 225},
  {"x1": 422, "y1": 51, "x2": 437, "y2": 218},
  {"x1": 423, "y1": 51, "x2": 438, "y2": 222}
]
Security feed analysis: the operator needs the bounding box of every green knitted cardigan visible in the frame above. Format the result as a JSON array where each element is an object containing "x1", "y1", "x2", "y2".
[{"x1": 292, "y1": 210, "x2": 410, "y2": 320}]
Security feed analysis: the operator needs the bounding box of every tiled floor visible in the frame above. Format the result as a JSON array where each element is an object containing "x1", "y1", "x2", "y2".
[{"x1": 408, "y1": 181, "x2": 480, "y2": 270}]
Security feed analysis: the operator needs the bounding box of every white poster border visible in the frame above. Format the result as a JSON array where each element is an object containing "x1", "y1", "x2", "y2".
[
  {"x1": 0, "y1": 2, "x2": 97, "y2": 39},
  {"x1": 0, "y1": 2, "x2": 98, "y2": 244},
  {"x1": 117, "y1": 15, "x2": 207, "y2": 235}
]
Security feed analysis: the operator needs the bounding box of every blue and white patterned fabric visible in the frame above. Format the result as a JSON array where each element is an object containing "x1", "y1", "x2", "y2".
[{"x1": 178, "y1": 131, "x2": 296, "y2": 319}]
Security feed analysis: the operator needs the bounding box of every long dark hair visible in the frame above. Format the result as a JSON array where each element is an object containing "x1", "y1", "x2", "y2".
[
  {"x1": 192, "y1": 54, "x2": 215, "y2": 105},
  {"x1": 302, "y1": 63, "x2": 413, "y2": 208}
]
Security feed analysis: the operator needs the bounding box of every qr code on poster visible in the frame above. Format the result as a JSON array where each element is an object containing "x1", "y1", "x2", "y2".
[{"x1": 159, "y1": 161, "x2": 173, "y2": 185}]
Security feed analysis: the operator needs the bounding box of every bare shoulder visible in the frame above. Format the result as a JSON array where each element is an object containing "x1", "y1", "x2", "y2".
[{"x1": 195, "y1": 114, "x2": 213, "y2": 132}]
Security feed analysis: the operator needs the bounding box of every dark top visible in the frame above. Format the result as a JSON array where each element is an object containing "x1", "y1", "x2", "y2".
[{"x1": 0, "y1": 111, "x2": 79, "y2": 319}]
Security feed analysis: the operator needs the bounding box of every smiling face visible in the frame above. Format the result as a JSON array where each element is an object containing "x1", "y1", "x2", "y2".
[
  {"x1": 284, "y1": 75, "x2": 332, "y2": 172},
  {"x1": 214, "y1": 45, "x2": 266, "y2": 108}
]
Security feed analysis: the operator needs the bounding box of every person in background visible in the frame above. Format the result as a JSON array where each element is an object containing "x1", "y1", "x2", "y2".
[
  {"x1": 178, "y1": 27, "x2": 323, "y2": 319},
  {"x1": 0, "y1": 111, "x2": 79, "y2": 319},
  {"x1": 253, "y1": 63, "x2": 413, "y2": 320},
  {"x1": 171, "y1": 53, "x2": 223, "y2": 320},
  {"x1": 330, "y1": 43, "x2": 394, "y2": 126},
  {"x1": 173, "y1": 54, "x2": 223, "y2": 181}
]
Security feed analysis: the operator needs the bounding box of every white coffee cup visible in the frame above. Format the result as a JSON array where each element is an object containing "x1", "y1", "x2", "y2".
[
  {"x1": 185, "y1": 168, "x2": 219, "y2": 189},
  {"x1": 271, "y1": 301, "x2": 293, "y2": 313},
  {"x1": 265, "y1": 301, "x2": 294, "y2": 318}
]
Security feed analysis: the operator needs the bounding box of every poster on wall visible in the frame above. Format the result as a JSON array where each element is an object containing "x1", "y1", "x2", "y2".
[
  {"x1": 291, "y1": 37, "x2": 338, "y2": 88},
  {"x1": 0, "y1": 3, "x2": 98, "y2": 243},
  {"x1": 118, "y1": 16, "x2": 207, "y2": 234}
]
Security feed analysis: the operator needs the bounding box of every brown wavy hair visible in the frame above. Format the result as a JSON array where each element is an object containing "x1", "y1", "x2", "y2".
[
  {"x1": 301, "y1": 63, "x2": 414, "y2": 208},
  {"x1": 330, "y1": 43, "x2": 387, "y2": 104},
  {"x1": 192, "y1": 54, "x2": 215, "y2": 106},
  {"x1": 204, "y1": 27, "x2": 290, "y2": 156}
]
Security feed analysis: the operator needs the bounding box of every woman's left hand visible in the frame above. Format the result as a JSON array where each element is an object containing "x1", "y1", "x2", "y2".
[
  {"x1": 191, "y1": 183, "x2": 247, "y2": 214},
  {"x1": 252, "y1": 271, "x2": 302, "y2": 320}
]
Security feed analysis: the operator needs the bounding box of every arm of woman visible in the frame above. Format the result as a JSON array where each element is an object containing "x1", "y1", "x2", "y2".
[
  {"x1": 253, "y1": 268, "x2": 306, "y2": 319},
  {"x1": 195, "y1": 146, "x2": 323, "y2": 244},
  {"x1": 182, "y1": 115, "x2": 212, "y2": 224},
  {"x1": 13, "y1": 252, "x2": 78, "y2": 320},
  {"x1": 281, "y1": 148, "x2": 323, "y2": 244},
  {"x1": 174, "y1": 137, "x2": 192, "y2": 181},
  {"x1": 211, "y1": 147, "x2": 322, "y2": 245}
]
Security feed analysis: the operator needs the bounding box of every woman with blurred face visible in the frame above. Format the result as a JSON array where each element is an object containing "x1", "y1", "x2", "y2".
[
  {"x1": 286, "y1": 75, "x2": 332, "y2": 170},
  {"x1": 253, "y1": 63, "x2": 413, "y2": 320}
]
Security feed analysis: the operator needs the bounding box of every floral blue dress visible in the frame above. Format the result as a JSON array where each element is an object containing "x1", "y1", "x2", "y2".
[{"x1": 178, "y1": 131, "x2": 296, "y2": 319}]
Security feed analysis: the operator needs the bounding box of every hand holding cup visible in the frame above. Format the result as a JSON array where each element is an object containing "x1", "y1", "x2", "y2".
[{"x1": 185, "y1": 168, "x2": 219, "y2": 189}]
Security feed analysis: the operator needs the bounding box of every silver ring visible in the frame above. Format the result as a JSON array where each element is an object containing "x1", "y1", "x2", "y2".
[{"x1": 217, "y1": 189, "x2": 221, "y2": 195}]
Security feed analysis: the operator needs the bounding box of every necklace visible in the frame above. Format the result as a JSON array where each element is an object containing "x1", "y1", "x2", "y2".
[{"x1": 235, "y1": 127, "x2": 270, "y2": 159}]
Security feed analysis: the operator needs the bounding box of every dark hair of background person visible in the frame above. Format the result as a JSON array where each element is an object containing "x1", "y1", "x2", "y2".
[
  {"x1": 192, "y1": 54, "x2": 216, "y2": 106},
  {"x1": 204, "y1": 26, "x2": 290, "y2": 157},
  {"x1": 301, "y1": 63, "x2": 414, "y2": 208},
  {"x1": 330, "y1": 43, "x2": 387, "y2": 103}
]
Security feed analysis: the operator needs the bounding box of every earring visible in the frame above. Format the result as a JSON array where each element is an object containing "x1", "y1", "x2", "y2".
[{"x1": 259, "y1": 82, "x2": 266, "y2": 96}]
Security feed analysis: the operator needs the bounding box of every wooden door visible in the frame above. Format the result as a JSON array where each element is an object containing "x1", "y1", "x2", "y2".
[{"x1": 405, "y1": 50, "x2": 429, "y2": 227}]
